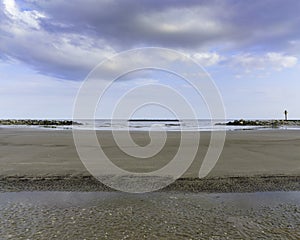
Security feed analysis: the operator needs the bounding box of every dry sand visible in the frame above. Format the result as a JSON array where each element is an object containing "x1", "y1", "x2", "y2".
[{"x1": 0, "y1": 128, "x2": 299, "y2": 192}]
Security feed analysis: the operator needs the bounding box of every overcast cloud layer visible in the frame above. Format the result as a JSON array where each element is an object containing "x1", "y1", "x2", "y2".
[{"x1": 0, "y1": 0, "x2": 299, "y2": 80}]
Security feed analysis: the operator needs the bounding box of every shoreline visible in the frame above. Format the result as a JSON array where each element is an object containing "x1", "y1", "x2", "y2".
[{"x1": 1, "y1": 118, "x2": 300, "y2": 132}]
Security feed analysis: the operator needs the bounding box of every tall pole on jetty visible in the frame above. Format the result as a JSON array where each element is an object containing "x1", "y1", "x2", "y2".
[{"x1": 284, "y1": 110, "x2": 288, "y2": 121}]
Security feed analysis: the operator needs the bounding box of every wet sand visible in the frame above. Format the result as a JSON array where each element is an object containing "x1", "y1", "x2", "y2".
[
  {"x1": 0, "y1": 128, "x2": 299, "y2": 192},
  {"x1": 1, "y1": 191, "x2": 299, "y2": 239}
]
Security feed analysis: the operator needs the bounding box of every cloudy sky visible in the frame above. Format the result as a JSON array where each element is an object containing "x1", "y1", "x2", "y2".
[{"x1": 0, "y1": 0, "x2": 300, "y2": 119}]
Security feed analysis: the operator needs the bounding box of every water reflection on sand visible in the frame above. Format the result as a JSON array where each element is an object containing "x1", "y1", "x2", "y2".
[{"x1": 1, "y1": 191, "x2": 299, "y2": 239}]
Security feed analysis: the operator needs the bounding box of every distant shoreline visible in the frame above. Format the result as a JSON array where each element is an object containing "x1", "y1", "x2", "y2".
[
  {"x1": 1, "y1": 118, "x2": 299, "y2": 125},
  {"x1": 1, "y1": 119, "x2": 300, "y2": 131}
]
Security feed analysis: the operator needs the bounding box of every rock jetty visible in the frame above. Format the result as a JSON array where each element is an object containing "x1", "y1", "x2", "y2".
[
  {"x1": 0, "y1": 119, "x2": 81, "y2": 126},
  {"x1": 222, "y1": 119, "x2": 300, "y2": 127}
]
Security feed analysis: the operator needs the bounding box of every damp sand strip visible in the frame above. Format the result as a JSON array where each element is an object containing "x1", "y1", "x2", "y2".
[{"x1": 1, "y1": 175, "x2": 300, "y2": 192}]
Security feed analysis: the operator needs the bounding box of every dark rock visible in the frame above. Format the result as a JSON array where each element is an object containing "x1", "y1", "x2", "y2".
[
  {"x1": 0, "y1": 119, "x2": 82, "y2": 126},
  {"x1": 222, "y1": 119, "x2": 300, "y2": 127}
]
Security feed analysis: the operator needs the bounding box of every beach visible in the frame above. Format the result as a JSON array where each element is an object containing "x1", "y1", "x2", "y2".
[
  {"x1": 0, "y1": 128, "x2": 299, "y2": 191},
  {"x1": 1, "y1": 128, "x2": 300, "y2": 239}
]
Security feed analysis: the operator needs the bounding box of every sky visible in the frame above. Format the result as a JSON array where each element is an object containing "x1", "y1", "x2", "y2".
[{"x1": 0, "y1": 0, "x2": 300, "y2": 119}]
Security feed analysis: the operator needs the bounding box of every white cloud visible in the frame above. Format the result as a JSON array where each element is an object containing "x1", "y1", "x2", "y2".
[
  {"x1": 191, "y1": 52, "x2": 223, "y2": 66},
  {"x1": 138, "y1": 7, "x2": 225, "y2": 36},
  {"x1": 1, "y1": 0, "x2": 115, "y2": 79},
  {"x1": 266, "y1": 52, "x2": 297, "y2": 69},
  {"x1": 3, "y1": 0, "x2": 45, "y2": 29},
  {"x1": 231, "y1": 52, "x2": 298, "y2": 72},
  {"x1": 1, "y1": 0, "x2": 299, "y2": 81}
]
